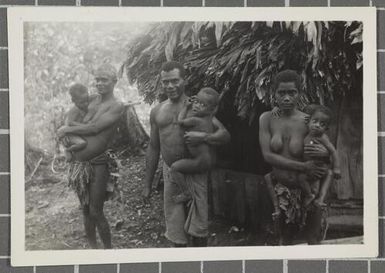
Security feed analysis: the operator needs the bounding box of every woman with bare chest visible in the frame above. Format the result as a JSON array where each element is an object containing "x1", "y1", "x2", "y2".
[{"x1": 259, "y1": 70, "x2": 327, "y2": 245}]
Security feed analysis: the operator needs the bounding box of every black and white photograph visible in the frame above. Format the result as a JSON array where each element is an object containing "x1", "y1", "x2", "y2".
[{"x1": 8, "y1": 7, "x2": 378, "y2": 266}]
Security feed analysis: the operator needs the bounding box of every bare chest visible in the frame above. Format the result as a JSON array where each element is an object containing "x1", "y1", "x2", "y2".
[
  {"x1": 156, "y1": 104, "x2": 181, "y2": 129},
  {"x1": 270, "y1": 117, "x2": 307, "y2": 158},
  {"x1": 87, "y1": 100, "x2": 113, "y2": 122}
]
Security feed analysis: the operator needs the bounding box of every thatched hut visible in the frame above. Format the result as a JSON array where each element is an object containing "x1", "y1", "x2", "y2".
[{"x1": 123, "y1": 21, "x2": 363, "y2": 236}]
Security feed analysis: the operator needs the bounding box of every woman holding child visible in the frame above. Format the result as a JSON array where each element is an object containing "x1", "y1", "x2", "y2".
[{"x1": 259, "y1": 70, "x2": 330, "y2": 245}]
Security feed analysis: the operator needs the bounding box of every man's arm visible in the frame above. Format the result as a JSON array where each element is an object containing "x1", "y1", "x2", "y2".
[
  {"x1": 184, "y1": 117, "x2": 230, "y2": 146},
  {"x1": 58, "y1": 102, "x2": 124, "y2": 136},
  {"x1": 142, "y1": 106, "x2": 161, "y2": 198},
  {"x1": 67, "y1": 121, "x2": 84, "y2": 126}
]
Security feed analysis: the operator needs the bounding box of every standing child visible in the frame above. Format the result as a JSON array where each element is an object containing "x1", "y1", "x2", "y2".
[{"x1": 300, "y1": 104, "x2": 341, "y2": 207}]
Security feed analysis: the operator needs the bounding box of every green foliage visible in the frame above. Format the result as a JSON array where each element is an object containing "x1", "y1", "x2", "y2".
[
  {"x1": 124, "y1": 21, "x2": 363, "y2": 122},
  {"x1": 24, "y1": 22, "x2": 149, "y2": 152}
]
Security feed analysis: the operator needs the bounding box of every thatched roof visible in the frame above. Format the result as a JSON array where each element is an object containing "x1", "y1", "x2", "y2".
[{"x1": 123, "y1": 21, "x2": 362, "y2": 123}]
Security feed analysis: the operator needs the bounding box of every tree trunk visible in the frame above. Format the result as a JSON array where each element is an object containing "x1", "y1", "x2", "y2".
[{"x1": 333, "y1": 95, "x2": 363, "y2": 200}]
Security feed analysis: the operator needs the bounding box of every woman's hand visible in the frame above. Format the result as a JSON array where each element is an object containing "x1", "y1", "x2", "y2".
[
  {"x1": 184, "y1": 131, "x2": 208, "y2": 145},
  {"x1": 304, "y1": 139, "x2": 329, "y2": 158},
  {"x1": 271, "y1": 106, "x2": 281, "y2": 118},
  {"x1": 303, "y1": 160, "x2": 327, "y2": 179}
]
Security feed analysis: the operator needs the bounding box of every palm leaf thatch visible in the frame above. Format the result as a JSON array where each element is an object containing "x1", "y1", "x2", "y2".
[{"x1": 124, "y1": 20, "x2": 362, "y2": 123}]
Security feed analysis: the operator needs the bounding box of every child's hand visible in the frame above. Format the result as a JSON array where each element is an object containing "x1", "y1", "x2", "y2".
[
  {"x1": 333, "y1": 168, "x2": 341, "y2": 179},
  {"x1": 185, "y1": 97, "x2": 194, "y2": 107},
  {"x1": 271, "y1": 106, "x2": 281, "y2": 118},
  {"x1": 57, "y1": 126, "x2": 69, "y2": 139}
]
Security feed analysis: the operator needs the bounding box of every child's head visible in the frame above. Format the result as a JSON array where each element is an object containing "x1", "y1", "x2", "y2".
[
  {"x1": 69, "y1": 83, "x2": 89, "y2": 111},
  {"x1": 304, "y1": 104, "x2": 333, "y2": 136},
  {"x1": 192, "y1": 87, "x2": 220, "y2": 117}
]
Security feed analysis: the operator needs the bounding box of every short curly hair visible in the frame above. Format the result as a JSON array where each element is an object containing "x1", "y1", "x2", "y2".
[
  {"x1": 69, "y1": 83, "x2": 88, "y2": 99},
  {"x1": 161, "y1": 61, "x2": 186, "y2": 78},
  {"x1": 198, "y1": 87, "x2": 220, "y2": 109},
  {"x1": 272, "y1": 70, "x2": 302, "y2": 92},
  {"x1": 303, "y1": 104, "x2": 334, "y2": 123}
]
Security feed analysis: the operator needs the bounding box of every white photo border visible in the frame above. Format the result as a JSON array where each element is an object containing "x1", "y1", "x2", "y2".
[{"x1": 8, "y1": 6, "x2": 378, "y2": 266}]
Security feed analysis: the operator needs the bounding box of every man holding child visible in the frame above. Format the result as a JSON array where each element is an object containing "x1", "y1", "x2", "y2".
[
  {"x1": 143, "y1": 61, "x2": 230, "y2": 247},
  {"x1": 57, "y1": 64, "x2": 124, "y2": 249}
]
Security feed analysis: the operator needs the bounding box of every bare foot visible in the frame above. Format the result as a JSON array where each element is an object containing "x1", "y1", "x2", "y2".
[
  {"x1": 173, "y1": 193, "x2": 192, "y2": 204},
  {"x1": 303, "y1": 194, "x2": 316, "y2": 207}
]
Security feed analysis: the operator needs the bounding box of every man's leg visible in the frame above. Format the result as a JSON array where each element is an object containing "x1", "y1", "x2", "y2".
[
  {"x1": 304, "y1": 206, "x2": 323, "y2": 245},
  {"x1": 82, "y1": 205, "x2": 97, "y2": 248},
  {"x1": 89, "y1": 164, "x2": 112, "y2": 249},
  {"x1": 163, "y1": 164, "x2": 189, "y2": 246},
  {"x1": 170, "y1": 169, "x2": 192, "y2": 204},
  {"x1": 184, "y1": 173, "x2": 209, "y2": 246},
  {"x1": 191, "y1": 236, "x2": 208, "y2": 247}
]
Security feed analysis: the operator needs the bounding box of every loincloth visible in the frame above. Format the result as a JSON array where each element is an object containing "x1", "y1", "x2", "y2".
[
  {"x1": 273, "y1": 180, "x2": 328, "y2": 242},
  {"x1": 67, "y1": 149, "x2": 122, "y2": 206},
  {"x1": 274, "y1": 182, "x2": 303, "y2": 225}
]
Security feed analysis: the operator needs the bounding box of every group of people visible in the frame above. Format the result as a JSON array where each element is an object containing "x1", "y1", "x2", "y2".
[{"x1": 57, "y1": 61, "x2": 340, "y2": 249}]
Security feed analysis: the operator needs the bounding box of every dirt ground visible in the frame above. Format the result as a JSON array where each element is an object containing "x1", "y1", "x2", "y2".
[{"x1": 25, "y1": 154, "x2": 252, "y2": 250}]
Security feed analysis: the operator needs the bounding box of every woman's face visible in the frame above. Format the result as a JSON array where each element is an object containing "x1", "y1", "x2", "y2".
[{"x1": 274, "y1": 82, "x2": 299, "y2": 110}]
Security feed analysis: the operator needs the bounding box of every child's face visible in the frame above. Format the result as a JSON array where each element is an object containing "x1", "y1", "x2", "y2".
[
  {"x1": 72, "y1": 94, "x2": 89, "y2": 111},
  {"x1": 308, "y1": 111, "x2": 330, "y2": 135},
  {"x1": 191, "y1": 93, "x2": 214, "y2": 117}
]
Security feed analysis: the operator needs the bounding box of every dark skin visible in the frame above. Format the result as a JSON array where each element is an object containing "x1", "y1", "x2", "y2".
[
  {"x1": 142, "y1": 68, "x2": 230, "y2": 198},
  {"x1": 61, "y1": 93, "x2": 95, "y2": 156},
  {"x1": 170, "y1": 93, "x2": 218, "y2": 204},
  {"x1": 143, "y1": 68, "x2": 230, "y2": 247},
  {"x1": 62, "y1": 105, "x2": 87, "y2": 154},
  {"x1": 170, "y1": 93, "x2": 216, "y2": 174},
  {"x1": 57, "y1": 74, "x2": 124, "y2": 249},
  {"x1": 301, "y1": 111, "x2": 341, "y2": 207},
  {"x1": 259, "y1": 81, "x2": 328, "y2": 244}
]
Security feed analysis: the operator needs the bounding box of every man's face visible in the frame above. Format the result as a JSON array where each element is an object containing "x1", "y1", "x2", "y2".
[
  {"x1": 308, "y1": 111, "x2": 329, "y2": 136},
  {"x1": 274, "y1": 82, "x2": 299, "y2": 110},
  {"x1": 95, "y1": 75, "x2": 116, "y2": 95},
  {"x1": 72, "y1": 93, "x2": 89, "y2": 112},
  {"x1": 160, "y1": 68, "x2": 185, "y2": 101}
]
